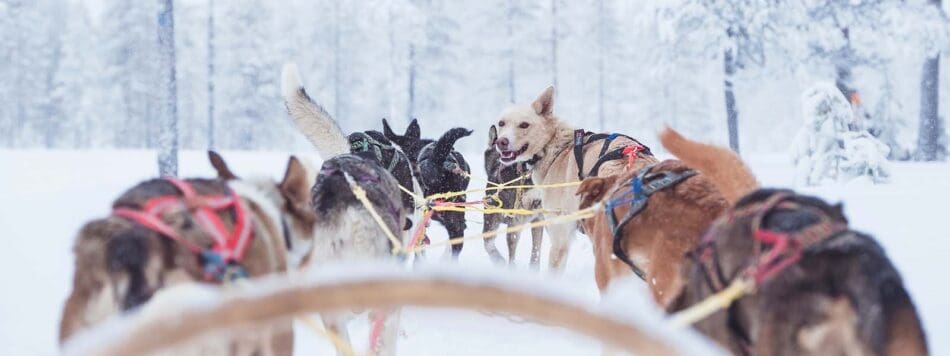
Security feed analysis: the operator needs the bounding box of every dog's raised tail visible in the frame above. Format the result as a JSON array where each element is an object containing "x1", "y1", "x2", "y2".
[
  {"x1": 433, "y1": 127, "x2": 473, "y2": 164},
  {"x1": 281, "y1": 62, "x2": 349, "y2": 158},
  {"x1": 658, "y1": 127, "x2": 758, "y2": 204}
]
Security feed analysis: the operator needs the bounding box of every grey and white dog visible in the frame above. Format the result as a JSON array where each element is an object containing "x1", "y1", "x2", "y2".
[{"x1": 310, "y1": 152, "x2": 406, "y2": 356}]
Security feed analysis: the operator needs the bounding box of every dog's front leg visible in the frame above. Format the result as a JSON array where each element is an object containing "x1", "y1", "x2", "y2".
[
  {"x1": 443, "y1": 211, "x2": 467, "y2": 259},
  {"x1": 529, "y1": 223, "x2": 544, "y2": 270},
  {"x1": 482, "y1": 214, "x2": 506, "y2": 264},
  {"x1": 506, "y1": 228, "x2": 522, "y2": 266},
  {"x1": 545, "y1": 222, "x2": 575, "y2": 271}
]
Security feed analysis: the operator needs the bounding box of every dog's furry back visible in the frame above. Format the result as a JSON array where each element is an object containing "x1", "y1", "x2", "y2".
[
  {"x1": 658, "y1": 127, "x2": 758, "y2": 204},
  {"x1": 674, "y1": 190, "x2": 928, "y2": 355},
  {"x1": 281, "y1": 63, "x2": 349, "y2": 158},
  {"x1": 310, "y1": 153, "x2": 406, "y2": 261}
]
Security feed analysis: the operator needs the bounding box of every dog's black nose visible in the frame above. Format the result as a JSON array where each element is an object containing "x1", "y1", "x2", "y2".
[{"x1": 497, "y1": 137, "x2": 509, "y2": 149}]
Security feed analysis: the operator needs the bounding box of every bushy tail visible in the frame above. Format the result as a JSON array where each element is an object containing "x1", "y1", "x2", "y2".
[
  {"x1": 433, "y1": 128, "x2": 472, "y2": 164},
  {"x1": 281, "y1": 62, "x2": 349, "y2": 158},
  {"x1": 658, "y1": 127, "x2": 758, "y2": 204}
]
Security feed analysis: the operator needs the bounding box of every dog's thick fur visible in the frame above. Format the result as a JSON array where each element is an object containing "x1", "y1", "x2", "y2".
[
  {"x1": 282, "y1": 63, "x2": 417, "y2": 230},
  {"x1": 59, "y1": 153, "x2": 317, "y2": 355},
  {"x1": 493, "y1": 86, "x2": 658, "y2": 270},
  {"x1": 575, "y1": 160, "x2": 728, "y2": 307},
  {"x1": 483, "y1": 125, "x2": 544, "y2": 267},
  {"x1": 660, "y1": 128, "x2": 928, "y2": 356},
  {"x1": 383, "y1": 119, "x2": 473, "y2": 257},
  {"x1": 309, "y1": 152, "x2": 406, "y2": 356}
]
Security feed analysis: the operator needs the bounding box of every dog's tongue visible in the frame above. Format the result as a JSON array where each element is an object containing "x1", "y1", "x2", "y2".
[{"x1": 501, "y1": 151, "x2": 515, "y2": 160}]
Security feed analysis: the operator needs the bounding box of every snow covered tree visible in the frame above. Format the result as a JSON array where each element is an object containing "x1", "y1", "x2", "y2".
[
  {"x1": 216, "y1": 0, "x2": 283, "y2": 149},
  {"x1": 867, "y1": 72, "x2": 911, "y2": 160},
  {"x1": 793, "y1": 82, "x2": 890, "y2": 186},
  {"x1": 647, "y1": 0, "x2": 785, "y2": 154},
  {"x1": 784, "y1": 0, "x2": 949, "y2": 161},
  {"x1": 407, "y1": 0, "x2": 461, "y2": 121},
  {"x1": 0, "y1": 0, "x2": 66, "y2": 147},
  {"x1": 97, "y1": 0, "x2": 161, "y2": 148}
]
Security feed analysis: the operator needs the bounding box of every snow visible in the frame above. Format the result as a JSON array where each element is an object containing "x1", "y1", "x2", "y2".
[{"x1": 1, "y1": 149, "x2": 948, "y2": 354}]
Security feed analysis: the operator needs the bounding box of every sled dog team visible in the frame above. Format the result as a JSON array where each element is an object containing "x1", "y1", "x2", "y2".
[{"x1": 58, "y1": 63, "x2": 928, "y2": 355}]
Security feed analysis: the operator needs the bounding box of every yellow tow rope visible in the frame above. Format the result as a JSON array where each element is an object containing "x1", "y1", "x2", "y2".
[
  {"x1": 344, "y1": 173, "x2": 404, "y2": 255},
  {"x1": 408, "y1": 204, "x2": 602, "y2": 253},
  {"x1": 667, "y1": 277, "x2": 754, "y2": 327},
  {"x1": 424, "y1": 181, "x2": 583, "y2": 202}
]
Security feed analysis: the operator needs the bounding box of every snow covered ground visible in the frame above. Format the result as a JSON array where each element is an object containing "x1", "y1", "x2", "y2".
[{"x1": 0, "y1": 149, "x2": 947, "y2": 355}]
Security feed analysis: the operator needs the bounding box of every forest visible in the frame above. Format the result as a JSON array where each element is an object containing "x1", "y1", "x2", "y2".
[{"x1": 1, "y1": 0, "x2": 947, "y2": 165}]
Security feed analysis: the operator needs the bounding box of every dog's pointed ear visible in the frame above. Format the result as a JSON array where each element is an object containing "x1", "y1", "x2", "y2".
[
  {"x1": 208, "y1": 150, "x2": 238, "y2": 180},
  {"x1": 381, "y1": 118, "x2": 396, "y2": 138},
  {"x1": 575, "y1": 175, "x2": 619, "y2": 209},
  {"x1": 407, "y1": 118, "x2": 421, "y2": 139},
  {"x1": 532, "y1": 85, "x2": 555, "y2": 116},
  {"x1": 381, "y1": 118, "x2": 407, "y2": 146},
  {"x1": 279, "y1": 156, "x2": 311, "y2": 208},
  {"x1": 488, "y1": 125, "x2": 498, "y2": 147},
  {"x1": 832, "y1": 202, "x2": 849, "y2": 223}
]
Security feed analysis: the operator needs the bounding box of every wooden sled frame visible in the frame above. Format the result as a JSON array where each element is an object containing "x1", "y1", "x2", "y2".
[{"x1": 62, "y1": 264, "x2": 698, "y2": 356}]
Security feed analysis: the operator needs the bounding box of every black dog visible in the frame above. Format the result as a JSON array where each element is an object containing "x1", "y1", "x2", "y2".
[
  {"x1": 383, "y1": 118, "x2": 472, "y2": 257},
  {"x1": 347, "y1": 131, "x2": 415, "y2": 230}
]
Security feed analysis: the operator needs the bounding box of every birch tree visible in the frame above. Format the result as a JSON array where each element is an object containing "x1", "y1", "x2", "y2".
[
  {"x1": 916, "y1": 0, "x2": 946, "y2": 161},
  {"x1": 157, "y1": 0, "x2": 179, "y2": 176}
]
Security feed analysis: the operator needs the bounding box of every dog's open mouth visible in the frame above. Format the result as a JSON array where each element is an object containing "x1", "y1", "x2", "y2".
[{"x1": 498, "y1": 144, "x2": 528, "y2": 163}]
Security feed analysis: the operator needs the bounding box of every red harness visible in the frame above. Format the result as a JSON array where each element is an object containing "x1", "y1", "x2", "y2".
[
  {"x1": 622, "y1": 144, "x2": 645, "y2": 168},
  {"x1": 696, "y1": 192, "x2": 847, "y2": 290},
  {"x1": 113, "y1": 177, "x2": 254, "y2": 281}
]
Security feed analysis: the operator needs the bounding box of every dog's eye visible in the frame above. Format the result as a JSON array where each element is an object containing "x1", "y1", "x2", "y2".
[
  {"x1": 518, "y1": 122, "x2": 530, "y2": 129},
  {"x1": 498, "y1": 121, "x2": 506, "y2": 127}
]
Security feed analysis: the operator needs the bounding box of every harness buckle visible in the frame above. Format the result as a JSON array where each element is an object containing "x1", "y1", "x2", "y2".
[
  {"x1": 574, "y1": 129, "x2": 586, "y2": 147},
  {"x1": 200, "y1": 250, "x2": 248, "y2": 282}
]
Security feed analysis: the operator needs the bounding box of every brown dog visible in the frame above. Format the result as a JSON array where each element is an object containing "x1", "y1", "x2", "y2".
[
  {"x1": 660, "y1": 128, "x2": 928, "y2": 356},
  {"x1": 58, "y1": 152, "x2": 317, "y2": 355},
  {"x1": 576, "y1": 160, "x2": 728, "y2": 307}
]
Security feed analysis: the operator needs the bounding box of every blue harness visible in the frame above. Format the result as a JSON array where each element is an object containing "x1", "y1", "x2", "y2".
[{"x1": 604, "y1": 164, "x2": 697, "y2": 280}]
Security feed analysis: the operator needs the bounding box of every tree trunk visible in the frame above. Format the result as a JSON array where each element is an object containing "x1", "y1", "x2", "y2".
[
  {"x1": 506, "y1": 0, "x2": 515, "y2": 103},
  {"x1": 916, "y1": 0, "x2": 945, "y2": 161},
  {"x1": 407, "y1": 43, "x2": 416, "y2": 119},
  {"x1": 723, "y1": 48, "x2": 740, "y2": 154},
  {"x1": 550, "y1": 0, "x2": 558, "y2": 88},
  {"x1": 387, "y1": 5, "x2": 399, "y2": 121},
  {"x1": 917, "y1": 53, "x2": 943, "y2": 161},
  {"x1": 332, "y1": 0, "x2": 342, "y2": 119},
  {"x1": 157, "y1": 0, "x2": 178, "y2": 176},
  {"x1": 44, "y1": 23, "x2": 64, "y2": 148},
  {"x1": 596, "y1": 0, "x2": 605, "y2": 131},
  {"x1": 206, "y1": 0, "x2": 215, "y2": 149}
]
